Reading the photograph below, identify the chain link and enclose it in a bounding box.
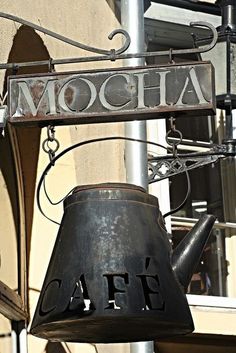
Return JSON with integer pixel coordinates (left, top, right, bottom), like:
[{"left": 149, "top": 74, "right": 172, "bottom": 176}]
[
  {"left": 166, "top": 116, "right": 183, "bottom": 157},
  {"left": 169, "top": 48, "right": 175, "bottom": 64},
  {"left": 42, "top": 125, "right": 60, "bottom": 164}
]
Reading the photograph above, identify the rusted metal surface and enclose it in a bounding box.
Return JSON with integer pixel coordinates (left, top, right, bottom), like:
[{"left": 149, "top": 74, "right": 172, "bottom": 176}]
[
  {"left": 30, "top": 183, "right": 215, "bottom": 343},
  {"left": 8, "top": 62, "right": 216, "bottom": 127}
]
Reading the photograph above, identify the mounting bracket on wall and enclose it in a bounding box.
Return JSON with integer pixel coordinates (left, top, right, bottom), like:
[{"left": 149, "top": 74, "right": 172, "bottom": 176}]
[
  {"left": 0, "top": 13, "right": 217, "bottom": 68},
  {"left": 148, "top": 139, "right": 236, "bottom": 183}
]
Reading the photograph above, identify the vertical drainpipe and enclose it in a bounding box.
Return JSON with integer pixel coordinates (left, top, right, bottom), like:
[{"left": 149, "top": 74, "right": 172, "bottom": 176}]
[
  {"left": 121, "top": 1, "right": 153, "bottom": 353},
  {"left": 121, "top": 0, "right": 149, "bottom": 191}
]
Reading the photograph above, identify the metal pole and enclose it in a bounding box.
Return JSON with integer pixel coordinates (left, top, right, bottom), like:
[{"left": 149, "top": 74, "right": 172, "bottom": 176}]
[
  {"left": 121, "top": 1, "right": 152, "bottom": 352},
  {"left": 130, "top": 341, "right": 154, "bottom": 353},
  {"left": 215, "top": 229, "right": 224, "bottom": 296},
  {"left": 121, "top": 0, "right": 149, "bottom": 190}
]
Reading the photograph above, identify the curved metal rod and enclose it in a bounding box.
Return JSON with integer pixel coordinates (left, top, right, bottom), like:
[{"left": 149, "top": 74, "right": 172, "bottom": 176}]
[
  {"left": 37, "top": 136, "right": 168, "bottom": 225},
  {"left": 0, "top": 12, "right": 130, "bottom": 55},
  {"left": 145, "top": 21, "right": 218, "bottom": 57},
  {"left": 0, "top": 20, "right": 217, "bottom": 69}
]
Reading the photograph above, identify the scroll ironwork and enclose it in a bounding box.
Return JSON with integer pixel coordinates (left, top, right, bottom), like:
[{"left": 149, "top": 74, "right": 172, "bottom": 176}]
[{"left": 0, "top": 13, "right": 218, "bottom": 69}]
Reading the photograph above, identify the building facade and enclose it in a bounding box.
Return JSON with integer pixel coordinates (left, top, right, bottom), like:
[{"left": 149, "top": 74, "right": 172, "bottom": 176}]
[{"left": 1, "top": 1, "right": 236, "bottom": 353}]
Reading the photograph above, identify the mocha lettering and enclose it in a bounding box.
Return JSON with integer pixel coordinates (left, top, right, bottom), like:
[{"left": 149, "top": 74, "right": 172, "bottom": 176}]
[{"left": 9, "top": 63, "right": 215, "bottom": 126}]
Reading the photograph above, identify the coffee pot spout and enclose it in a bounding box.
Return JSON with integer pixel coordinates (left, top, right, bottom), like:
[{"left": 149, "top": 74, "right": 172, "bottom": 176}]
[{"left": 171, "top": 214, "right": 216, "bottom": 290}]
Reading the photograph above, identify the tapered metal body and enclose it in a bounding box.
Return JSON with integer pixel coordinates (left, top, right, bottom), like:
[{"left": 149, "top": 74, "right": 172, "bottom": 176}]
[
  {"left": 31, "top": 183, "right": 215, "bottom": 343},
  {"left": 172, "top": 214, "right": 216, "bottom": 290}
]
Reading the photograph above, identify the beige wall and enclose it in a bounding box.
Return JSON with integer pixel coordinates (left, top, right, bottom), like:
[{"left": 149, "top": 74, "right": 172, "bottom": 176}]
[
  {"left": 0, "top": 170, "right": 18, "bottom": 289},
  {"left": 0, "top": 314, "right": 11, "bottom": 353},
  {"left": 10, "top": 1, "right": 126, "bottom": 353},
  {"left": 0, "top": 1, "right": 236, "bottom": 353},
  {"left": 0, "top": 0, "right": 124, "bottom": 352}
]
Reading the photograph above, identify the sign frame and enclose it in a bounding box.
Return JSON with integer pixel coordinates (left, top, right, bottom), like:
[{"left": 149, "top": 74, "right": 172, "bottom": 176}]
[{"left": 8, "top": 61, "right": 216, "bottom": 127}]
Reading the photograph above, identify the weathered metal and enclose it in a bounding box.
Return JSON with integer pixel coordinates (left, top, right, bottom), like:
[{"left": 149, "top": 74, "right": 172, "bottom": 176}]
[
  {"left": 148, "top": 139, "right": 236, "bottom": 182},
  {"left": 172, "top": 214, "right": 216, "bottom": 290},
  {"left": 8, "top": 62, "right": 215, "bottom": 127},
  {"left": 148, "top": 155, "right": 219, "bottom": 182},
  {"left": 31, "top": 183, "right": 215, "bottom": 343}
]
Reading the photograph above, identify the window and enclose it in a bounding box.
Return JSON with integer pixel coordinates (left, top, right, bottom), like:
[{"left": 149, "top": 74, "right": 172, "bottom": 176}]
[{"left": 145, "top": 12, "right": 234, "bottom": 301}]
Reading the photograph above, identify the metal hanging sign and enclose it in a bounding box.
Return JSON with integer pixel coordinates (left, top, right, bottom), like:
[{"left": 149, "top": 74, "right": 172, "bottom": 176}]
[
  {"left": 30, "top": 182, "right": 216, "bottom": 343},
  {"left": 8, "top": 61, "right": 215, "bottom": 127}
]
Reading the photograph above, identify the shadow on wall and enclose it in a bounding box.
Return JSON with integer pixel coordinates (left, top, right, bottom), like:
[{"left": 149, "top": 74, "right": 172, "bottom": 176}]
[{"left": 2, "top": 25, "right": 50, "bottom": 282}]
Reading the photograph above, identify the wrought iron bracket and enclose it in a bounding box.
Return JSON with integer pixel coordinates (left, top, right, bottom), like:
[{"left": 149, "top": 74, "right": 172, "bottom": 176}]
[
  {"left": 0, "top": 13, "right": 217, "bottom": 69},
  {"left": 0, "top": 12, "right": 130, "bottom": 56},
  {"left": 148, "top": 139, "right": 236, "bottom": 183}
]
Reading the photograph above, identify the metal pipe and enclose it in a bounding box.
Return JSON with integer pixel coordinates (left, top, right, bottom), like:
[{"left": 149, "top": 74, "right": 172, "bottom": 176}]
[
  {"left": 217, "top": 0, "right": 236, "bottom": 32},
  {"left": 121, "top": 0, "right": 149, "bottom": 191},
  {"left": 130, "top": 342, "right": 154, "bottom": 353},
  {"left": 148, "top": 119, "right": 172, "bottom": 233},
  {"left": 171, "top": 215, "right": 236, "bottom": 230},
  {"left": 222, "top": 4, "right": 236, "bottom": 30},
  {"left": 215, "top": 229, "right": 224, "bottom": 296},
  {"left": 151, "top": 0, "right": 220, "bottom": 16},
  {"left": 121, "top": 0, "right": 151, "bottom": 352}
]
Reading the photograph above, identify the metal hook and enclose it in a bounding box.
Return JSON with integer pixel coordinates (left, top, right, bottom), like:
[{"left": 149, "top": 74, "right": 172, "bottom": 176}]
[
  {"left": 48, "top": 58, "right": 55, "bottom": 72},
  {"left": 12, "top": 64, "right": 19, "bottom": 75},
  {"left": 140, "top": 21, "right": 218, "bottom": 59},
  {"left": 166, "top": 116, "right": 183, "bottom": 157},
  {"left": 47, "top": 125, "right": 55, "bottom": 141},
  {"left": 169, "top": 48, "right": 174, "bottom": 64},
  {"left": 107, "top": 29, "right": 130, "bottom": 55}
]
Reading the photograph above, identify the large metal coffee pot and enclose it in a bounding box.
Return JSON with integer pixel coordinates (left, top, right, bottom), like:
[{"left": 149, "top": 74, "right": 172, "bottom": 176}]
[{"left": 31, "top": 183, "right": 215, "bottom": 343}]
